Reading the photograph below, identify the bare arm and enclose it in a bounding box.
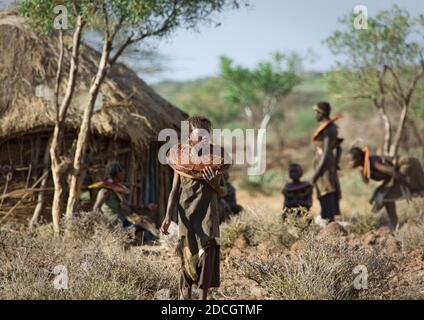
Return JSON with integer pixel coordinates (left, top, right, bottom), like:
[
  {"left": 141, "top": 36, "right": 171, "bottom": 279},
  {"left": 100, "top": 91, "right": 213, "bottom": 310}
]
[
  {"left": 374, "top": 160, "right": 411, "bottom": 188},
  {"left": 373, "top": 160, "right": 395, "bottom": 177},
  {"left": 93, "top": 189, "right": 109, "bottom": 213},
  {"left": 335, "top": 145, "right": 342, "bottom": 170},
  {"left": 202, "top": 166, "right": 223, "bottom": 194},
  {"left": 312, "top": 135, "right": 330, "bottom": 183},
  {"left": 161, "top": 172, "right": 180, "bottom": 235}
]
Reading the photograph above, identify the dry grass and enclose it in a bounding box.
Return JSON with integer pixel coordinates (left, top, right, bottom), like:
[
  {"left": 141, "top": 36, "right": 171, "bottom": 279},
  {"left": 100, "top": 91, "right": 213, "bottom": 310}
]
[
  {"left": 397, "top": 199, "right": 424, "bottom": 257},
  {"left": 233, "top": 235, "right": 394, "bottom": 300},
  {"left": 1, "top": 192, "right": 423, "bottom": 300},
  {"left": 220, "top": 205, "right": 283, "bottom": 248},
  {"left": 220, "top": 195, "right": 424, "bottom": 300},
  {"left": 0, "top": 212, "right": 178, "bottom": 300}
]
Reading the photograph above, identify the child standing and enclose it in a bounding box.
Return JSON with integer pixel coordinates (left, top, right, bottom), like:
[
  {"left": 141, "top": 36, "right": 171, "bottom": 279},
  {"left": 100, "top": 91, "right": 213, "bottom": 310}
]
[{"left": 161, "top": 116, "right": 226, "bottom": 300}]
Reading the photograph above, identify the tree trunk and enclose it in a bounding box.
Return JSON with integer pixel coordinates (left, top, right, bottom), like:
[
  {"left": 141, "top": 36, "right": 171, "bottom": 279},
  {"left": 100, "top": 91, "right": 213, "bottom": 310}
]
[
  {"left": 249, "top": 110, "right": 272, "bottom": 175},
  {"left": 244, "top": 106, "right": 255, "bottom": 128},
  {"left": 65, "top": 40, "right": 111, "bottom": 218},
  {"left": 377, "top": 106, "right": 392, "bottom": 156},
  {"left": 49, "top": 18, "right": 84, "bottom": 233},
  {"left": 50, "top": 128, "right": 66, "bottom": 233},
  {"left": 390, "top": 103, "right": 409, "bottom": 157}
]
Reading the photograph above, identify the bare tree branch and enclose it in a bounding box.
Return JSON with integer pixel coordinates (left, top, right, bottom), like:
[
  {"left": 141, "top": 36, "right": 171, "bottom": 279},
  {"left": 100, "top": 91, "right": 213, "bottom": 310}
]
[
  {"left": 58, "top": 16, "right": 85, "bottom": 123},
  {"left": 54, "top": 29, "right": 64, "bottom": 124}
]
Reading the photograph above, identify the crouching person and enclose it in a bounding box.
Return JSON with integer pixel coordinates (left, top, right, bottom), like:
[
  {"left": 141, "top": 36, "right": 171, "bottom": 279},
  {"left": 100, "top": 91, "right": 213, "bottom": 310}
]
[
  {"left": 282, "top": 163, "right": 313, "bottom": 218},
  {"left": 91, "top": 162, "right": 156, "bottom": 243},
  {"left": 348, "top": 147, "right": 424, "bottom": 231},
  {"left": 218, "top": 172, "right": 243, "bottom": 223}
]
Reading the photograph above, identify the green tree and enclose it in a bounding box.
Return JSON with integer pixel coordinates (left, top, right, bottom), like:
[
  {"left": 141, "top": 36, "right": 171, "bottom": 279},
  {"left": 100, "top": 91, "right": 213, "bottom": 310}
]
[
  {"left": 220, "top": 52, "right": 302, "bottom": 172},
  {"left": 156, "top": 77, "right": 242, "bottom": 127},
  {"left": 326, "top": 5, "right": 424, "bottom": 156},
  {"left": 19, "top": 0, "right": 247, "bottom": 233}
]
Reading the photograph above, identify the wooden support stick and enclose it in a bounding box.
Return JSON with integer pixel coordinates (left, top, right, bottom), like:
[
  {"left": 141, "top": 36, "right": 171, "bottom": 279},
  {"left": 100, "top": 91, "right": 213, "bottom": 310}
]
[
  {"left": 0, "top": 187, "right": 54, "bottom": 200},
  {"left": 32, "top": 135, "right": 41, "bottom": 180},
  {"left": 0, "top": 178, "right": 9, "bottom": 210},
  {"left": 30, "top": 140, "right": 51, "bottom": 229},
  {"left": 0, "top": 170, "right": 49, "bottom": 224},
  {"left": 25, "top": 164, "right": 32, "bottom": 189}
]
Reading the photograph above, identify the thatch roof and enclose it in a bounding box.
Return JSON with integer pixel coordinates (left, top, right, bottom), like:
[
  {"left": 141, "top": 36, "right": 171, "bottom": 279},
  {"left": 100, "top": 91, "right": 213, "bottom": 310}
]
[{"left": 0, "top": 11, "right": 187, "bottom": 151}]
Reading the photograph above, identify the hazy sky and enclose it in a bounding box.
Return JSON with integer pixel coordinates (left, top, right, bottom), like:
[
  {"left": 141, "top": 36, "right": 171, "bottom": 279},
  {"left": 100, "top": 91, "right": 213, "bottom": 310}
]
[
  {"left": 152, "top": 0, "right": 423, "bottom": 82},
  {"left": 2, "top": 0, "right": 423, "bottom": 83}
]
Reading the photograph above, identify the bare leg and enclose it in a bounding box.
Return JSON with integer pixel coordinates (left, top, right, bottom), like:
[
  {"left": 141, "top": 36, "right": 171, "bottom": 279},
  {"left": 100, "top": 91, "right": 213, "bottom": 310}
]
[
  {"left": 179, "top": 274, "right": 192, "bottom": 300},
  {"left": 198, "top": 288, "right": 208, "bottom": 300},
  {"left": 180, "top": 286, "right": 192, "bottom": 300},
  {"left": 385, "top": 202, "right": 398, "bottom": 232}
]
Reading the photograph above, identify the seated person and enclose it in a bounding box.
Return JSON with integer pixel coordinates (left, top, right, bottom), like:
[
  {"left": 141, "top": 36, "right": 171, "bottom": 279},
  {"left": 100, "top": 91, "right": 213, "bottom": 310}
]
[
  {"left": 91, "top": 162, "right": 157, "bottom": 243},
  {"left": 348, "top": 147, "right": 424, "bottom": 231},
  {"left": 282, "top": 163, "right": 313, "bottom": 216},
  {"left": 219, "top": 172, "right": 243, "bottom": 223}
]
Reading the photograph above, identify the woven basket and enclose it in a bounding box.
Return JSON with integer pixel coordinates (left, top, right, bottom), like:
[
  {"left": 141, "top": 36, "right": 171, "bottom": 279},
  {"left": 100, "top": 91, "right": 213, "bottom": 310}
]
[{"left": 166, "top": 143, "right": 231, "bottom": 179}]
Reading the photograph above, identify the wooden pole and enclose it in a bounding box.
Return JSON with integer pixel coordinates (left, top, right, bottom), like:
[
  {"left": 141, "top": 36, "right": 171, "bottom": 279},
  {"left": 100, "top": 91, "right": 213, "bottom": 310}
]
[
  {"left": 0, "top": 178, "right": 9, "bottom": 210},
  {"left": 0, "top": 170, "right": 49, "bottom": 224},
  {"left": 29, "top": 142, "right": 51, "bottom": 230}
]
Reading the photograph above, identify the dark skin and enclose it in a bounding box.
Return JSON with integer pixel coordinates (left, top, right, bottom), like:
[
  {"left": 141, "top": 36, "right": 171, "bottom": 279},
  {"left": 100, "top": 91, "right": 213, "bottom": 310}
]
[
  {"left": 290, "top": 169, "right": 302, "bottom": 184},
  {"left": 347, "top": 152, "right": 410, "bottom": 187},
  {"left": 283, "top": 168, "right": 313, "bottom": 210},
  {"left": 347, "top": 151, "right": 400, "bottom": 231},
  {"left": 160, "top": 127, "right": 221, "bottom": 301},
  {"left": 93, "top": 169, "right": 132, "bottom": 214},
  {"left": 312, "top": 111, "right": 342, "bottom": 183},
  {"left": 93, "top": 170, "right": 158, "bottom": 220},
  {"left": 161, "top": 167, "right": 220, "bottom": 300}
]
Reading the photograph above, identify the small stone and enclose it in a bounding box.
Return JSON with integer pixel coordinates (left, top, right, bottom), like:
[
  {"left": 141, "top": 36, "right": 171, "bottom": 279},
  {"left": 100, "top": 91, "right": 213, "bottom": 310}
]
[
  {"left": 291, "top": 239, "right": 307, "bottom": 252},
  {"left": 250, "top": 286, "right": 266, "bottom": 299},
  {"left": 229, "top": 247, "right": 242, "bottom": 257},
  {"left": 378, "top": 236, "right": 400, "bottom": 255},
  {"left": 376, "top": 226, "right": 392, "bottom": 238},
  {"left": 154, "top": 289, "right": 170, "bottom": 300},
  {"left": 362, "top": 231, "right": 377, "bottom": 246},
  {"left": 318, "top": 221, "right": 347, "bottom": 238},
  {"left": 234, "top": 235, "right": 248, "bottom": 250}
]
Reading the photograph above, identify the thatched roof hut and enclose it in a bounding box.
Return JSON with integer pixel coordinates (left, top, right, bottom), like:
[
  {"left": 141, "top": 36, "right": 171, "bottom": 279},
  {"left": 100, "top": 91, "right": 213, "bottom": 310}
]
[{"left": 0, "top": 11, "right": 187, "bottom": 224}]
